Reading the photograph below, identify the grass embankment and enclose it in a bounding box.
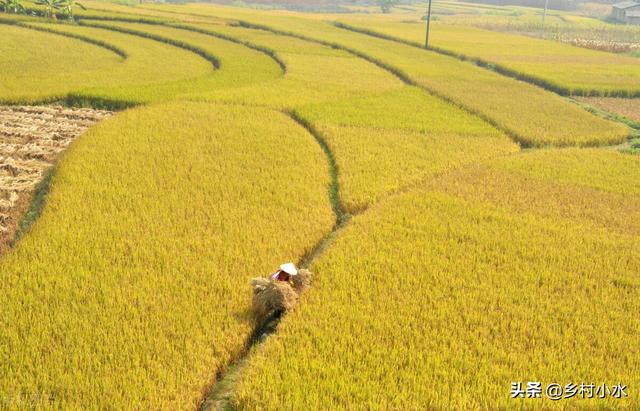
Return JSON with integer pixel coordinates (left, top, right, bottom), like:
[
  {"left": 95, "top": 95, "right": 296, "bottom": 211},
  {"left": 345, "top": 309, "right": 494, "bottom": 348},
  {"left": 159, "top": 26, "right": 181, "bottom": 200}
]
[
  {"left": 0, "top": 102, "right": 334, "bottom": 408},
  {"left": 1, "top": 19, "right": 284, "bottom": 107},
  {"left": 165, "top": 24, "right": 518, "bottom": 213},
  {"left": 337, "top": 19, "right": 640, "bottom": 97},
  {"left": 234, "top": 149, "right": 640, "bottom": 409},
  {"left": 576, "top": 97, "right": 640, "bottom": 125},
  {"left": 320, "top": 21, "right": 630, "bottom": 147},
  {"left": 77, "top": 21, "right": 284, "bottom": 98}
]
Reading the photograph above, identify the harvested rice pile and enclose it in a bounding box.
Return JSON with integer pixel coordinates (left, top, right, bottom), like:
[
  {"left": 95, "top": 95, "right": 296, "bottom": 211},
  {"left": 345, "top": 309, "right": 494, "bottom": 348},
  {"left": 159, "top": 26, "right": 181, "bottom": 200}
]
[
  {"left": 0, "top": 105, "right": 111, "bottom": 251},
  {"left": 251, "top": 269, "right": 313, "bottom": 325}
]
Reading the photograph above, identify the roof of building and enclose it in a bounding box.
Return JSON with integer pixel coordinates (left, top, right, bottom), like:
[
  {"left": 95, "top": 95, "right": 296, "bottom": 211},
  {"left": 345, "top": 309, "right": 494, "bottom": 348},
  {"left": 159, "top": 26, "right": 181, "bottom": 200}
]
[{"left": 613, "top": 1, "right": 640, "bottom": 9}]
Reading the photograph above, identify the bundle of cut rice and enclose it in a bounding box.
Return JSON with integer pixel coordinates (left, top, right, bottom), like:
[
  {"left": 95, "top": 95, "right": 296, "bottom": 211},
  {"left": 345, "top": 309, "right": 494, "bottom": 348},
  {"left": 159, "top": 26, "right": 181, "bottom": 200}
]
[
  {"left": 251, "top": 279, "right": 298, "bottom": 323},
  {"left": 293, "top": 268, "right": 312, "bottom": 293}
]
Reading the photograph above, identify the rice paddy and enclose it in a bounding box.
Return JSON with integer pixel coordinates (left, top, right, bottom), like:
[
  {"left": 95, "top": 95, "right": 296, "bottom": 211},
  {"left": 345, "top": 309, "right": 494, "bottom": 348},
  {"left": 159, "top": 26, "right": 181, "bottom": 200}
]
[
  {"left": 0, "top": 1, "right": 638, "bottom": 409},
  {"left": 0, "top": 102, "right": 334, "bottom": 408},
  {"left": 337, "top": 18, "right": 640, "bottom": 96},
  {"left": 234, "top": 149, "right": 640, "bottom": 409}
]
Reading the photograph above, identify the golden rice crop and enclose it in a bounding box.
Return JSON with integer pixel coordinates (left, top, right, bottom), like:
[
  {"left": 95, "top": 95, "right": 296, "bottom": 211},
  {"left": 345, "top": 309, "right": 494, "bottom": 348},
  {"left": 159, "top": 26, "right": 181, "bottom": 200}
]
[
  {"left": 184, "top": 23, "right": 403, "bottom": 108},
  {"left": 67, "top": 19, "right": 403, "bottom": 109},
  {"left": 318, "top": 23, "right": 630, "bottom": 147},
  {"left": 168, "top": 7, "right": 629, "bottom": 147},
  {"left": 233, "top": 148, "right": 640, "bottom": 410},
  {"left": 71, "top": 21, "right": 283, "bottom": 103},
  {"left": 0, "top": 23, "right": 122, "bottom": 104},
  {"left": 78, "top": 0, "right": 228, "bottom": 24},
  {"left": 0, "top": 102, "right": 334, "bottom": 409},
  {"left": 338, "top": 19, "right": 640, "bottom": 96},
  {"left": 425, "top": 148, "right": 640, "bottom": 237},
  {"left": 3, "top": 4, "right": 639, "bottom": 409},
  {"left": 7, "top": 21, "right": 212, "bottom": 106},
  {"left": 295, "top": 86, "right": 518, "bottom": 213},
  {"left": 492, "top": 147, "right": 640, "bottom": 195}
]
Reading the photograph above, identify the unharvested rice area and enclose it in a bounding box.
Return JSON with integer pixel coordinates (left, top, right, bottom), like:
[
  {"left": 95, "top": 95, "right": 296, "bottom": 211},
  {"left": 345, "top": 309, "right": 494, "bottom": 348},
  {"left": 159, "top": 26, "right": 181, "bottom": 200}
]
[
  {"left": 338, "top": 19, "right": 640, "bottom": 96},
  {"left": 180, "top": 10, "right": 630, "bottom": 147},
  {"left": 189, "top": 24, "right": 403, "bottom": 108},
  {"left": 233, "top": 149, "right": 640, "bottom": 410},
  {"left": 11, "top": 22, "right": 212, "bottom": 105},
  {"left": 0, "top": 102, "right": 334, "bottom": 409},
  {"left": 0, "top": 23, "right": 123, "bottom": 104},
  {"left": 294, "top": 86, "right": 518, "bottom": 213},
  {"left": 1, "top": 5, "right": 638, "bottom": 409}
]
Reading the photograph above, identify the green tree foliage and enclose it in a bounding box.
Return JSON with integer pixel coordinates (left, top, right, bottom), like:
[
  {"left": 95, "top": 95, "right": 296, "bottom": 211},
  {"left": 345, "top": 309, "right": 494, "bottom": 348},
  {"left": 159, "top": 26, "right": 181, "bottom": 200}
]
[
  {"left": 35, "top": 0, "right": 63, "bottom": 18},
  {"left": 0, "top": 0, "right": 25, "bottom": 14},
  {"left": 379, "top": 0, "right": 398, "bottom": 13}
]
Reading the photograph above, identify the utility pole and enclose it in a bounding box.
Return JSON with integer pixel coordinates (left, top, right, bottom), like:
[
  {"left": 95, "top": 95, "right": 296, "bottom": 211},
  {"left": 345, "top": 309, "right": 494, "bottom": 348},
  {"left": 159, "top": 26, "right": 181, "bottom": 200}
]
[
  {"left": 425, "top": 0, "right": 433, "bottom": 48},
  {"left": 542, "top": 0, "right": 549, "bottom": 38}
]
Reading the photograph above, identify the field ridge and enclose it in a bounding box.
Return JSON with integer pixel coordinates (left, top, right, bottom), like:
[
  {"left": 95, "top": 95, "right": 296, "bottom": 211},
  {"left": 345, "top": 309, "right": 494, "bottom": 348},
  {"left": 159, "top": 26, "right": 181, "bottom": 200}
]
[
  {"left": 232, "top": 20, "right": 537, "bottom": 149},
  {"left": 198, "top": 108, "right": 350, "bottom": 411},
  {"left": 334, "top": 21, "right": 640, "bottom": 98}
]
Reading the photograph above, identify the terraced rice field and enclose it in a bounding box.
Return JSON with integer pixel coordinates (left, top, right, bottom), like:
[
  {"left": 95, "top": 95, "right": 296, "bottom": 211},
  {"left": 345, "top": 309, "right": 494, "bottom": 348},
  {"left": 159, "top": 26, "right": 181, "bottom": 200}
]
[
  {"left": 165, "top": 8, "right": 630, "bottom": 147},
  {"left": 0, "top": 102, "right": 334, "bottom": 409},
  {"left": 235, "top": 150, "right": 640, "bottom": 409},
  {"left": 0, "top": 2, "right": 638, "bottom": 409},
  {"left": 337, "top": 19, "right": 640, "bottom": 96},
  {"left": 0, "top": 23, "right": 122, "bottom": 104}
]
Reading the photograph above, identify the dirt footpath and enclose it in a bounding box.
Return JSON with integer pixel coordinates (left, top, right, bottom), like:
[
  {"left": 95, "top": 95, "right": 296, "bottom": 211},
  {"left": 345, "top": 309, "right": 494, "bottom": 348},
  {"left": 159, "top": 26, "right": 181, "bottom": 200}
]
[{"left": 0, "top": 105, "right": 112, "bottom": 252}]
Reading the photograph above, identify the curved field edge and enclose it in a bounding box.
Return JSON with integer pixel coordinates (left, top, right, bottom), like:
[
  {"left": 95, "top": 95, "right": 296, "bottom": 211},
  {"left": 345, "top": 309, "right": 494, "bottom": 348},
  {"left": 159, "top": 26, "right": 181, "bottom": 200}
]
[
  {"left": 86, "top": 21, "right": 286, "bottom": 98},
  {"left": 46, "top": 21, "right": 284, "bottom": 107},
  {"left": 115, "top": 4, "right": 628, "bottom": 146},
  {"left": 231, "top": 148, "right": 640, "bottom": 409},
  {"left": 1, "top": 19, "right": 127, "bottom": 60},
  {"left": 0, "top": 21, "right": 212, "bottom": 108},
  {"left": 77, "top": 20, "right": 221, "bottom": 69},
  {"left": 0, "top": 22, "right": 127, "bottom": 106},
  {"left": 334, "top": 21, "right": 640, "bottom": 98},
  {"left": 75, "top": 16, "right": 288, "bottom": 75},
  {"left": 0, "top": 102, "right": 335, "bottom": 409},
  {"left": 2, "top": 19, "right": 284, "bottom": 108},
  {"left": 226, "top": 19, "right": 629, "bottom": 148},
  {"left": 291, "top": 86, "right": 519, "bottom": 214}
]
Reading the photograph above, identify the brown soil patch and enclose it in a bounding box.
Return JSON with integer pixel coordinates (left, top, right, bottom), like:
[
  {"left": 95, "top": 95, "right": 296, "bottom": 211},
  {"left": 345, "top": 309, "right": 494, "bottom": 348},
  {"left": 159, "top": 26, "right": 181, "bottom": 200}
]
[
  {"left": 0, "top": 105, "right": 112, "bottom": 253},
  {"left": 576, "top": 97, "right": 640, "bottom": 123}
]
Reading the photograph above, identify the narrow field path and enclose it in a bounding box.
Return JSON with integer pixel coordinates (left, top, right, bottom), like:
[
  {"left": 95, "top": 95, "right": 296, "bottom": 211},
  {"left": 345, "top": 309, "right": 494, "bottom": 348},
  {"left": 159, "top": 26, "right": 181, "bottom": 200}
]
[{"left": 198, "top": 110, "right": 350, "bottom": 410}]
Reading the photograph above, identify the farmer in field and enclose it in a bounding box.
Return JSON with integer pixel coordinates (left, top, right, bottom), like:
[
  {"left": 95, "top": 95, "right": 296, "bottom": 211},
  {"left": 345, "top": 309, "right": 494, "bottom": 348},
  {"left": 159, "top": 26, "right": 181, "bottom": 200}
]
[{"left": 271, "top": 262, "right": 298, "bottom": 283}]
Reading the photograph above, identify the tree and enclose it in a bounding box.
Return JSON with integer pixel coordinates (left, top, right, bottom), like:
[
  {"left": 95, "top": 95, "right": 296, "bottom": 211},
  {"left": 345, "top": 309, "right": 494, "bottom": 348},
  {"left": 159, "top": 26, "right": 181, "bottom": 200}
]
[
  {"left": 58, "top": 0, "right": 86, "bottom": 20},
  {"left": 1, "top": 0, "right": 25, "bottom": 14},
  {"left": 35, "top": 0, "right": 63, "bottom": 18},
  {"left": 378, "top": 0, "right": 398, "bottom": 13}
]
